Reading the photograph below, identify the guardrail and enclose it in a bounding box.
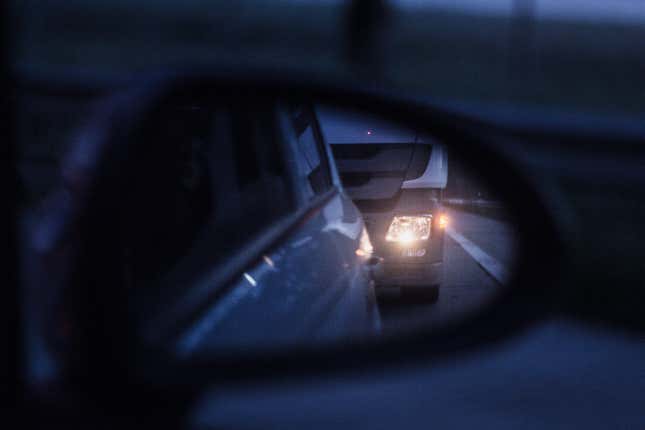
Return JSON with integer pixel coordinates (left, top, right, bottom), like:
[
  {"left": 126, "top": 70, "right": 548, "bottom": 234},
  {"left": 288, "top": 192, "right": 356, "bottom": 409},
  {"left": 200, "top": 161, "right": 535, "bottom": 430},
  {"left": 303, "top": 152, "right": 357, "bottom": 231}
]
[{"left": 443, "top": 198, "right": 508, "bottom": 219}]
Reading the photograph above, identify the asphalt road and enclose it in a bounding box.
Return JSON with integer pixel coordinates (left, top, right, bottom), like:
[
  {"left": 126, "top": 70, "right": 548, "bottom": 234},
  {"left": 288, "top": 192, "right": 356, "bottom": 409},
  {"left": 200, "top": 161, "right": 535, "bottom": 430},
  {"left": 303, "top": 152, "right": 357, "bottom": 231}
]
[{"left": 377, "top": 208, "right": 516, "bottom": 334}]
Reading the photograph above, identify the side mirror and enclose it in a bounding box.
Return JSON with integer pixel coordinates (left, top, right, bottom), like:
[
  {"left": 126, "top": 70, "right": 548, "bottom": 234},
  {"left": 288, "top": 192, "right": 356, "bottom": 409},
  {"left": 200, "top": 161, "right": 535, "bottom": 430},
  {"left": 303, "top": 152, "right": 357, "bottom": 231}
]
[{"left": 25, "top": 69, "right": 561, "bottom": 396}]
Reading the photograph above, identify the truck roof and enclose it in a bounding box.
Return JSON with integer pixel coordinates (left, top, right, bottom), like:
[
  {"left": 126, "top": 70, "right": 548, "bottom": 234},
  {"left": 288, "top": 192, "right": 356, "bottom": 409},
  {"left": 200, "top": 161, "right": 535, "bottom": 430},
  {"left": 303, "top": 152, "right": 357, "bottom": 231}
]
[{"left": 317, "top": 107, "right": 420, "bottom": 144}]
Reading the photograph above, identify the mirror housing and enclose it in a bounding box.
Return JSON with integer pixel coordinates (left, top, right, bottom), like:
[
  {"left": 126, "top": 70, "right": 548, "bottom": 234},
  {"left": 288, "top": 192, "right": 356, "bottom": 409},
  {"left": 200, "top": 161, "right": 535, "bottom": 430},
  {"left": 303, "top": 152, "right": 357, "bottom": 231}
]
[{"left": 29, "top": 68, "right": 563, "bottom": 393}]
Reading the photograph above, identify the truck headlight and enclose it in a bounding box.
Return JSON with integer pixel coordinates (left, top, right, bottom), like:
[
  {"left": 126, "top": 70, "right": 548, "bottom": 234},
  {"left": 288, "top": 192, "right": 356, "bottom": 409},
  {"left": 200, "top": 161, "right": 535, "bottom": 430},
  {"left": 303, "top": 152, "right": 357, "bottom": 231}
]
[{"left": 385, "top": 215, "right": 432, "bottom": 244}]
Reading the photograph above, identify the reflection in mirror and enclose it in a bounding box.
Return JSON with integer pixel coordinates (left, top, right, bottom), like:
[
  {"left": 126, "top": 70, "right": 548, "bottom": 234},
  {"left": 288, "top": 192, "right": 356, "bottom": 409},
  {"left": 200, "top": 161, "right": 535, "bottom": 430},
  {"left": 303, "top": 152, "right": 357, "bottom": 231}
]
[{"left": 120, "top": 99, "right": 518, "bottom": 359}]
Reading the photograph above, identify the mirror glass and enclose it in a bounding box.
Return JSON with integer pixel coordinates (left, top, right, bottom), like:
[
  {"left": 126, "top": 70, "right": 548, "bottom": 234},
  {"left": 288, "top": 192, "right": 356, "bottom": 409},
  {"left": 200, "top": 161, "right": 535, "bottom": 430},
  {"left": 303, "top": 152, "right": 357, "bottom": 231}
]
[
  {"left": 118, "top": 97, "right": 517, "bottom": 359},
  {"left": 24, "top": 88, "right": 520, "bottom": 366}
]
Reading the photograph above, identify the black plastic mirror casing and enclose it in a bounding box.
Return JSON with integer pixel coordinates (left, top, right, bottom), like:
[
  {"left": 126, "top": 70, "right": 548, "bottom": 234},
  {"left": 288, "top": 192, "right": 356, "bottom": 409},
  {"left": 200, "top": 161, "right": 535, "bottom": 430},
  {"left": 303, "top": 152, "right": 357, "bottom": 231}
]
[{"left": 32, "top": 69, "right": 562, "bottom": 403}]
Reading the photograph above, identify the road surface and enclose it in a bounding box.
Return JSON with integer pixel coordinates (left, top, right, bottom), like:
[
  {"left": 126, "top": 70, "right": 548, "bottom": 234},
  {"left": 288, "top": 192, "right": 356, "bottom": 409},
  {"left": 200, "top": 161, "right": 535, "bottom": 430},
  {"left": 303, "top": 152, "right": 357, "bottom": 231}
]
[{"left": 378, "top": 208, "right": 517, "bottom": 334}]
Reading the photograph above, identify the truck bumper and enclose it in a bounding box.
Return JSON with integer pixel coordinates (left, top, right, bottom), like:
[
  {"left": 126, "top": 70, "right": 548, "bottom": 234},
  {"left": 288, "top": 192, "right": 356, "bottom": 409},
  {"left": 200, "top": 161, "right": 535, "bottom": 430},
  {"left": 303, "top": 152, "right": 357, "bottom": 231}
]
[{"left": 375, "top": 261, "right": 443, "bottom": 288}]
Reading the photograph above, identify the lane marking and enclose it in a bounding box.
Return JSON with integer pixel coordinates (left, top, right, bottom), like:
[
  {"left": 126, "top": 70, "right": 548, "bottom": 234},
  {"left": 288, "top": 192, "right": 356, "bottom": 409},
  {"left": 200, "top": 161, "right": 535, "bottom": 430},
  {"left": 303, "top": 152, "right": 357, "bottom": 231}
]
[{"left": 445, "top": 226, "right": 509, "bottom": 284}]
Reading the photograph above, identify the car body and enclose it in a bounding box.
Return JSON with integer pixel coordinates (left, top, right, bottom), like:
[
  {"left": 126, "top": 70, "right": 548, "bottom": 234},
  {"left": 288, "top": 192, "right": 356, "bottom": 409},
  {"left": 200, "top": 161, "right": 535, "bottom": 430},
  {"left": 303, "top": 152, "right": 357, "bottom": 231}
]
[
  {"left": 24, "top": 98, "right": 381, "bottom": 378},
  {"left": 318, "top": 108, "right": 448, "bottom": 299}
]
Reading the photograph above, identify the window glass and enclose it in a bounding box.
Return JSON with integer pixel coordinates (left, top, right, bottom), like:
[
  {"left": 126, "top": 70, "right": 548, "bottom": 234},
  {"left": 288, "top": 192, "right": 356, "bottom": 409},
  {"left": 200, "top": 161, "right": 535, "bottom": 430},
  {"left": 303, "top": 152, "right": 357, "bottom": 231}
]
[{"left": 290, "top": 106, "right": 332, "bottom": 198}]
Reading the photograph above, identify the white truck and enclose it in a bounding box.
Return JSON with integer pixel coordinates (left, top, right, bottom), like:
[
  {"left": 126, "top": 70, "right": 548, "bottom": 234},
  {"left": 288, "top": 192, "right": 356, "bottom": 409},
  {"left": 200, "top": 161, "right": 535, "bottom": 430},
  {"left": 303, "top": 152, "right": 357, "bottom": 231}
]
[{"left": 319, "top": 108, "right": 448, "bottom": 300}]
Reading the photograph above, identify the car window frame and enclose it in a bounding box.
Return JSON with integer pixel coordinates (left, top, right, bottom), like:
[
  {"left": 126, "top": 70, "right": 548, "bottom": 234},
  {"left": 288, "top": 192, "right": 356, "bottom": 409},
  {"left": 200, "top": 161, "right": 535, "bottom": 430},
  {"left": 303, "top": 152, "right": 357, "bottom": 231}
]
[{"left": 282, "top": 103, "right": 336, "bottom": 203}]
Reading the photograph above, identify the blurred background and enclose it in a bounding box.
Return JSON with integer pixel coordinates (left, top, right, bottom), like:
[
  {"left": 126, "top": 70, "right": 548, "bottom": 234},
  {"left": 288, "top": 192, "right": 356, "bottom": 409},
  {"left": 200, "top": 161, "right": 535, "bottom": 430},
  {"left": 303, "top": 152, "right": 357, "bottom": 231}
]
[{"left": 11, "top": 0, "right": 645, "bottom": 203}]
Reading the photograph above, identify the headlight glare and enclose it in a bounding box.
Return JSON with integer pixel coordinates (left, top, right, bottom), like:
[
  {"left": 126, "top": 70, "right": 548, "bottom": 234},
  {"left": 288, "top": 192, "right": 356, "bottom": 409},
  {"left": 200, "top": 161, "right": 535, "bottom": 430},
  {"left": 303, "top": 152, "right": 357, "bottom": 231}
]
[{"left": 385, "top": 215, "right": 432, "bottom": 243}]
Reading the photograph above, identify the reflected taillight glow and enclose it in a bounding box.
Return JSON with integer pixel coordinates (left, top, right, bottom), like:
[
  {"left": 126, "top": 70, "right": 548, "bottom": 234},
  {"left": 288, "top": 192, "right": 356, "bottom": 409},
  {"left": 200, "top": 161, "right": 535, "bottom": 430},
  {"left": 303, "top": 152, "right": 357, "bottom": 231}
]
[{"left": 356, "top": 228, "right": 374, "bottom": 257}]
